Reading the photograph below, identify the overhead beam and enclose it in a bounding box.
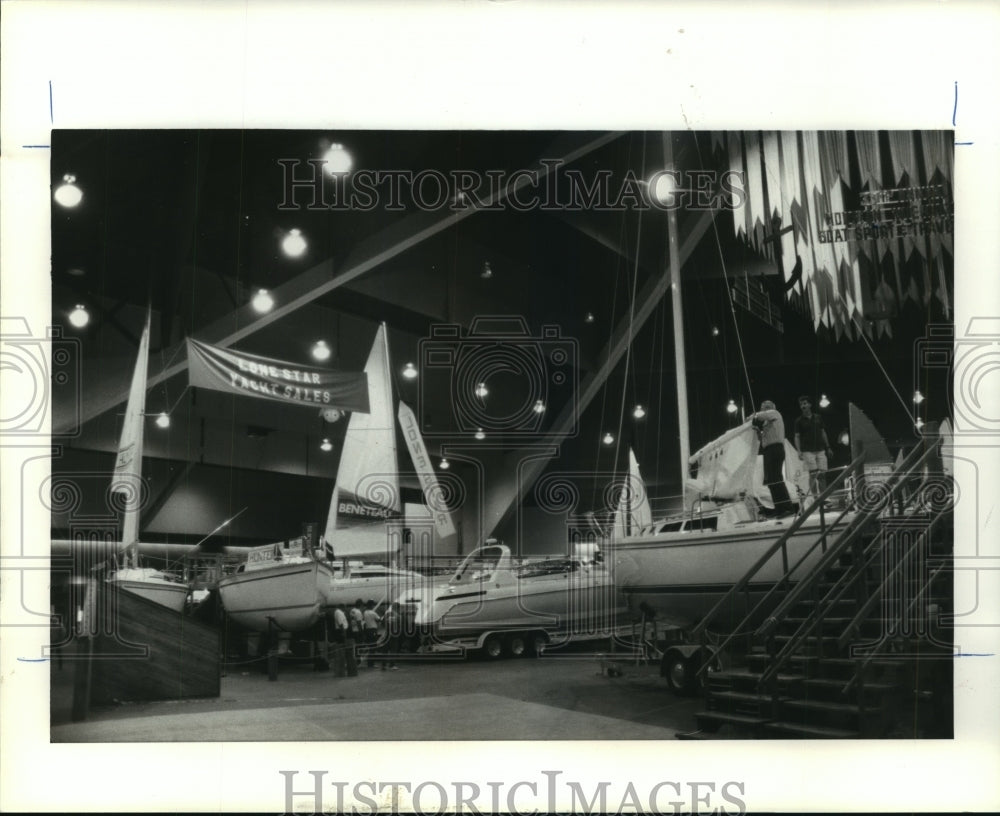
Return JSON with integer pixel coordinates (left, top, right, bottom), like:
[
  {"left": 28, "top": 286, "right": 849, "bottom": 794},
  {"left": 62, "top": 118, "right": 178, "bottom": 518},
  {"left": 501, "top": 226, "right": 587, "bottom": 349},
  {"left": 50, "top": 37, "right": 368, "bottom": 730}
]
[
  {"left": 56, "top": 132, "right": 625, "bottom": 434},
  {"left": 485, "top": 207, "right": 716, "bottom": 538}
]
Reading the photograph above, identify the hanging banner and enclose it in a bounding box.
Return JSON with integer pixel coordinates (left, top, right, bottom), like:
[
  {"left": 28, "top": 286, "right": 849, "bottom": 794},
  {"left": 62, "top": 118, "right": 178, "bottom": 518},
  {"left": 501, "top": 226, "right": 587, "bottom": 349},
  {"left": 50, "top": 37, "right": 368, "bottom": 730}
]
[
  {"left": 185, "top": 338, "right": 370, "bottom": 412},
  {"left": 397, "top": 400, "right": 458, "bottom": 543}
]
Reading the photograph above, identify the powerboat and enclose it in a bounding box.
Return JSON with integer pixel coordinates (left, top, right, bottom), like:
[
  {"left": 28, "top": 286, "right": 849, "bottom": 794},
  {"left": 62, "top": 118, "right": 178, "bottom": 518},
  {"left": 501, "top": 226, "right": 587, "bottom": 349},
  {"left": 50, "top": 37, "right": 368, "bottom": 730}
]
[{"left": 397, "top": 541, "right": 626, "bottom": 656}]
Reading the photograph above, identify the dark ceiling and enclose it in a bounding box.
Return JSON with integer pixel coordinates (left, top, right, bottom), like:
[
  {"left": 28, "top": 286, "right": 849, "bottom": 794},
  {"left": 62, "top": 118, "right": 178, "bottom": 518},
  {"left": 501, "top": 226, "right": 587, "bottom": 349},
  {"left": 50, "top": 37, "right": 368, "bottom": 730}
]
[{"left": 49, "top": 129, "right": 952, "bottom": 545}]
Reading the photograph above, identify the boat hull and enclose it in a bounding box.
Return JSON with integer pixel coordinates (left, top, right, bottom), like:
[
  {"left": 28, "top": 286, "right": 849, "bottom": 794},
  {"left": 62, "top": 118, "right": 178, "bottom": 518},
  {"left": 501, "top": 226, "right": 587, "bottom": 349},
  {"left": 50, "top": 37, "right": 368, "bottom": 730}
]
[
  {"left": 611, "top": 514, "right": 857, "bottom": 630},
  {"left": 401, "top": 568, "right": 626, "bottom": 643},
  {"left": 325, "top": 568, "right": 424, "bottom": 609},
  {"left": 218, "top": 560, "right": 335, "bottom": 633},
  {"left": 107, "top": 570, "right": 189, "bottom": 614}
]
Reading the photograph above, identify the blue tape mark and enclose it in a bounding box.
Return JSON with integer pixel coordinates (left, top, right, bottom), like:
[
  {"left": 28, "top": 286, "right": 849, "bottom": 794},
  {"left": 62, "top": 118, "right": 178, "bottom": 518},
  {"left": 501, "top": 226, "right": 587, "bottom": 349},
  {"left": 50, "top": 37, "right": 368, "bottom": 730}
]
[
  {"left": 955, "top": 141, "right": 974, "bottom": 146},
  {"left": 952, "top": 80, "right": 958, "bottom": 127},
  {"left": 955, "top": 653, "right": 993, "bottom": 657},
  {"left": 23, "top": 145, "right": 51, "bottom": 149},
  {"left": 49, "top": 80, "right": 54, "bottom": 124},
  {"left": 17, "top": 657, "right": 50, "bottom": 663}
]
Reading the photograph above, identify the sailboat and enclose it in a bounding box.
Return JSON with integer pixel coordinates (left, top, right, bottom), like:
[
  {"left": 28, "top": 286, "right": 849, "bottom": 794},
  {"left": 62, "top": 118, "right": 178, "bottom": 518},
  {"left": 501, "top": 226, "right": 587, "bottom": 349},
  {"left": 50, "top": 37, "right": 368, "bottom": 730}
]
[
  {"left": 606, "top": 165, "right": 865, "bottom": 632},
  {"left": 217, "top": 323, "right": 421, "bottom": 633},
  {"left": 105, "top": 312, "right": 190, "bottom": 613}
]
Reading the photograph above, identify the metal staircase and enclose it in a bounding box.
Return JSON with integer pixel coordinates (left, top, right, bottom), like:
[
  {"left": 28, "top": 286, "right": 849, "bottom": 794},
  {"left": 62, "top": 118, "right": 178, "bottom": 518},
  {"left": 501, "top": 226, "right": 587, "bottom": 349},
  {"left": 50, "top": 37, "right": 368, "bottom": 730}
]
[{"left": 686, "top": 431, "right": 953, "bottom": 739}]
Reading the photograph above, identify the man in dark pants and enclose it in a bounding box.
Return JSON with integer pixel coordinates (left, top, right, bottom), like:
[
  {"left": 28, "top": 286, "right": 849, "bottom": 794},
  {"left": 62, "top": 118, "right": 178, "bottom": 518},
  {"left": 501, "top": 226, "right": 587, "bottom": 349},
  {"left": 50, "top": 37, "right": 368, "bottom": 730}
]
[{"left": 752, "top": 399, "right": 796, "bottom": 517}]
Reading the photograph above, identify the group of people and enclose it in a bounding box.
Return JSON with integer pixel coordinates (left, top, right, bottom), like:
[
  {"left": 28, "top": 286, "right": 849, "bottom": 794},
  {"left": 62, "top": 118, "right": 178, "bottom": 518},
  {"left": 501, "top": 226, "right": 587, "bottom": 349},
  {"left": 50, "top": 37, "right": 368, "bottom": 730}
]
[
  {"left": 751, "top": 395, "right": 834, "bottom": 517},
  {"left": 327, "top": 598, "right": 400, "bottom": 670}
]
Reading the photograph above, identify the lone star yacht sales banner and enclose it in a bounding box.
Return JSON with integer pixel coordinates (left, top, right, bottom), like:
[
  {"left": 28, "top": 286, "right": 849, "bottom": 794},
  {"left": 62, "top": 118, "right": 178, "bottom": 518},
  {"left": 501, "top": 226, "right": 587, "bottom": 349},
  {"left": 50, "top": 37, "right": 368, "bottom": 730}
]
[{"left": 186, "top": 338, "right": 370, "bottom": 413}]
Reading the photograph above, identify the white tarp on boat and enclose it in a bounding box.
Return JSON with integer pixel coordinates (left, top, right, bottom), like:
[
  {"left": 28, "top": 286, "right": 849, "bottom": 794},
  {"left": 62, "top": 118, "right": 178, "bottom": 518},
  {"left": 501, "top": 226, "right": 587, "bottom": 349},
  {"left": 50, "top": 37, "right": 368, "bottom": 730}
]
[{"left": 687, "top": 421, "right": 810, "bottom": 508}]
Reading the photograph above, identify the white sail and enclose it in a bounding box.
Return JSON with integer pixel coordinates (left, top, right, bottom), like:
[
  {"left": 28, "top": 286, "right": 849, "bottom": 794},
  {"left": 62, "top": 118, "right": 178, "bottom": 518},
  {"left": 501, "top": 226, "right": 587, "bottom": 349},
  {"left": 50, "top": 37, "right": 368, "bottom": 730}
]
[
  {"left": 323, "top": 323, "right": 401, "bottom": 558},
  {"left": 613, "top": 448, "right": 653, "bottom": 538},
  {"left": 113, "top": 312, "right": 151, "bottom": 564},
  {"left": 398, "top": 400, "right": 458, "bottom": 544},
  {"left": 686, "top": 419, "right": 760, "bottom": 504}
]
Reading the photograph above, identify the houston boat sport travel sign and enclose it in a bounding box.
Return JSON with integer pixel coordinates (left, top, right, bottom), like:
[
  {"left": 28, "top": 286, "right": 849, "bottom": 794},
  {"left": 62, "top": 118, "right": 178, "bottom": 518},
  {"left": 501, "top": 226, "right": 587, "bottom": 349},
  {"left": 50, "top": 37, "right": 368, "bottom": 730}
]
[{"left": 185, "top": 338, "right": 370, "bottom": 412}]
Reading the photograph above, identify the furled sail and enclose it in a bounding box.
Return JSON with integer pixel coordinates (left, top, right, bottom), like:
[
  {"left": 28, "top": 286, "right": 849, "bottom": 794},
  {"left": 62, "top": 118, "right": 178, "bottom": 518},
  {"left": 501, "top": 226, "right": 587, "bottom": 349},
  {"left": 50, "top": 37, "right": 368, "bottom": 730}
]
[
  {"left": 323, "top": 323, "right": 401, "bottom": 558},
  {"left": 112, "top": 311, "right": 151, "bottom": 564},
  {"left": 612, "top": 448, "right": 653, "bottom": 538}
]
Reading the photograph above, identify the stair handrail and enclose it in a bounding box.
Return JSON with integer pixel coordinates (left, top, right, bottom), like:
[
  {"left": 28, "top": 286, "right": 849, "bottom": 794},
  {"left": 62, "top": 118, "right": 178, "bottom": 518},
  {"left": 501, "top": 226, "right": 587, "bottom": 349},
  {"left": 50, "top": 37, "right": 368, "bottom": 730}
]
[
  {"left": 689, "top": 450, "right": 866, "bottom": 644},
  {"left": 756, "top": 435, "right": 942, "bottom": 641},
  {"left": 755, "top": 522, "right": 892, "bottom": 689},
  {"left": 755, "top": 440, "right": 944, "bottom": 687},
  {"left": 836, "top": 503, "right": 953, "bottom": 652},
  {"left": 840, "top": 520, "right": 952, "bottom": 695}
]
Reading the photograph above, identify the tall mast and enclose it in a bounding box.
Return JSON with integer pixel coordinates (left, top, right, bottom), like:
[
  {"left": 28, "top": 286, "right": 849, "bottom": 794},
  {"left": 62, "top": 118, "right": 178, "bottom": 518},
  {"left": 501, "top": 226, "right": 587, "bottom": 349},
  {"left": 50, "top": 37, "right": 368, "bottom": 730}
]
[{"left": 663, "top": 133, "right": 690, "bottom": 489}]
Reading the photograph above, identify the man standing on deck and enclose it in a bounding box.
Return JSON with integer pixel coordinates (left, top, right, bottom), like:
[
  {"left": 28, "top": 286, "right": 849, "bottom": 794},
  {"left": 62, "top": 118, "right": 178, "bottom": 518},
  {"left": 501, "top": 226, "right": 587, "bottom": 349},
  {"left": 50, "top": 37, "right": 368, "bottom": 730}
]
[
  {"left": 794, "top": 395, "right": 834, "bottom": 498},
  {"left": 752, "top": 400, "right": 796, "bottom": 517}
]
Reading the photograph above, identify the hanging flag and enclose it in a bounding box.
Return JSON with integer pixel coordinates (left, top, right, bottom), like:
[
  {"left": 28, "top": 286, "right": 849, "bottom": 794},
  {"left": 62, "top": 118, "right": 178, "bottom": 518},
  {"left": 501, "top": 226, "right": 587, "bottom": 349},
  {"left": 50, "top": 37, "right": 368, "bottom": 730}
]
[
  {"left": 186, "top": 338, "right": 370, "bottom": 412},
  {"left": 727, "top": 132, "right": 749, "bottom": 242}
]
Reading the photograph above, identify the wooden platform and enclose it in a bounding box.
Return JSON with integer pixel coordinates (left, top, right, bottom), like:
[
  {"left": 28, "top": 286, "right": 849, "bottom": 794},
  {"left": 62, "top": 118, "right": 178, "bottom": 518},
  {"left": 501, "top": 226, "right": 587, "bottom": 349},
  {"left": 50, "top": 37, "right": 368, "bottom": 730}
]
[{"left": 84, "top": 585, "right": 221, "bottom": 704}]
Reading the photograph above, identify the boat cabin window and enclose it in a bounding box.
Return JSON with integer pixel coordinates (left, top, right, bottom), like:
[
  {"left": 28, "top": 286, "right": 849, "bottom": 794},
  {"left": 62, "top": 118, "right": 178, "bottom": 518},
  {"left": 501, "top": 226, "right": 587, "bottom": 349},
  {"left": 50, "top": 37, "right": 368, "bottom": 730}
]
[
  {"left": 655, "top": 521, "right": 684, "bottom": 534},
  {"left": 685, "top": 516, "right": 719, "bottom": 531},
  {"left": 454, "top": 545, "right": 504, "bottom": 582}
]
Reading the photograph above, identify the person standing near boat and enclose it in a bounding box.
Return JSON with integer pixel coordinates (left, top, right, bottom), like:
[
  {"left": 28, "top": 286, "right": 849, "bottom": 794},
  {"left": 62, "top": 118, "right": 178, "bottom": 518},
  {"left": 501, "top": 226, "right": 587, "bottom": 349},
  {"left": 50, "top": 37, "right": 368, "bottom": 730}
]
[
  {"left": 794, "top": 396, "right": 834, "bottom": 497},
  {"left": 362, "top": 599, "right": 380, "bottom": 667},
  {"left": 752, "top": 400, "right": 796, "bottom": 517}
]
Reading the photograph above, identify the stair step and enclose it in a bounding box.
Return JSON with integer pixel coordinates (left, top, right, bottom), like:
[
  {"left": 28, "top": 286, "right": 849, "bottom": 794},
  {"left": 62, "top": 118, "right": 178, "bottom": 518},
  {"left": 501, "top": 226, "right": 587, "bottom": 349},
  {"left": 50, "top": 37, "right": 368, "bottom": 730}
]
[
  {"left": 782, "top": 698, "right": 876, "bottom": 715},
  {"left": 695, "top": 710, "right": 772, "bottom": 732},
  {"left": 761, "top": 720, "right": 860, "bottom": 739},
  {"left": 802, "top": 677, "right": 896, "bottom": 693}
]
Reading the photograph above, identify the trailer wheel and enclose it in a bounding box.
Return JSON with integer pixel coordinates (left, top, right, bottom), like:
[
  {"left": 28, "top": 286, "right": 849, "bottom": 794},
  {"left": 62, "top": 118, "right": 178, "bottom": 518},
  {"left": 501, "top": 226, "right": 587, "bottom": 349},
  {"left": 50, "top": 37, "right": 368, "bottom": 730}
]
[
  {"left": 526, "top": 632, "right": 549, "bottom": 657},
  {"left": 507, "top": 635, "right": 527, "bottom": 657},
  {"left": 663, "top": 650, "right": 698, "bottom": 696},
  {"left": 482, "top": 634, "right": 503, "bottom": 660}
]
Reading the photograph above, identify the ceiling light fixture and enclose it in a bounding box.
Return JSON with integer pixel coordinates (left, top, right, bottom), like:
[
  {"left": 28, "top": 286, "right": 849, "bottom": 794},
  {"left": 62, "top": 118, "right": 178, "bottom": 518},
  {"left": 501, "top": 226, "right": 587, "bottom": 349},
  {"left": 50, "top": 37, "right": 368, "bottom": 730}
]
[
  {"left": 155, "top": 412, "right": 171, "bottom": 429},
  {"left": 474, "top": 428, "right": 486, "bottom": 440},
  {"left": 632, "top": 405, "right": 646, "bottom": 419},
  {"left": 68, "top": 304, "right": 89, "bottom": 328},
  {"left": 480, "top": 261, "right": 493, "bottom": 279},
  {"left": 252, "top": 288, "right": 274, "bottom": 313},
  {"left": 914, "top": 417, "right": 925, "bottom": 431},
  {"left": 602, "top": 432, "right": 614, "bottom": 445},
  {"left": 475, "top": 382, "right": 489, "bottom": 399},
  {"left": 321, "top": 407, "right": 342, "bottom": 423},
  {"left": 282, "top": 228, "right": 307, "bottom": 258},
  {"left": 533, "top": 400, "right": 545, "bottom": 414},
  {"left": 322, "top": 143, "right": 353, "bottom": 176},
  {"left": 320, "top": 438, "right": 333, "bottom": 452},
  {"left": 584, "top": 312, "right": 595, "bottom": 324},
  {"left": 711, "top": 326, "right": 720, "bottom": 337},
  {"left": 726, "top": 399, "right": 738, "bottom": 414},
  {"left": 402, "top": 362, "right": 418, "bottom": 380},
  {"left": 819, "top": 394, "right": 831, "bottom": 408},
  {"left": 311, "top": 340, "right": 332, "bottom": 362},
  {"left": 839, "top": 430, "right": 850, "bottom": 446},
  {"left": 54, "top": 174, "right": 83, "bottom": 208},
  {"left": 913, "top": 390, "right": 925, "bottom": 405},
  {"left": 439, "top": 458, "right": 450, "bottom": 470}
]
